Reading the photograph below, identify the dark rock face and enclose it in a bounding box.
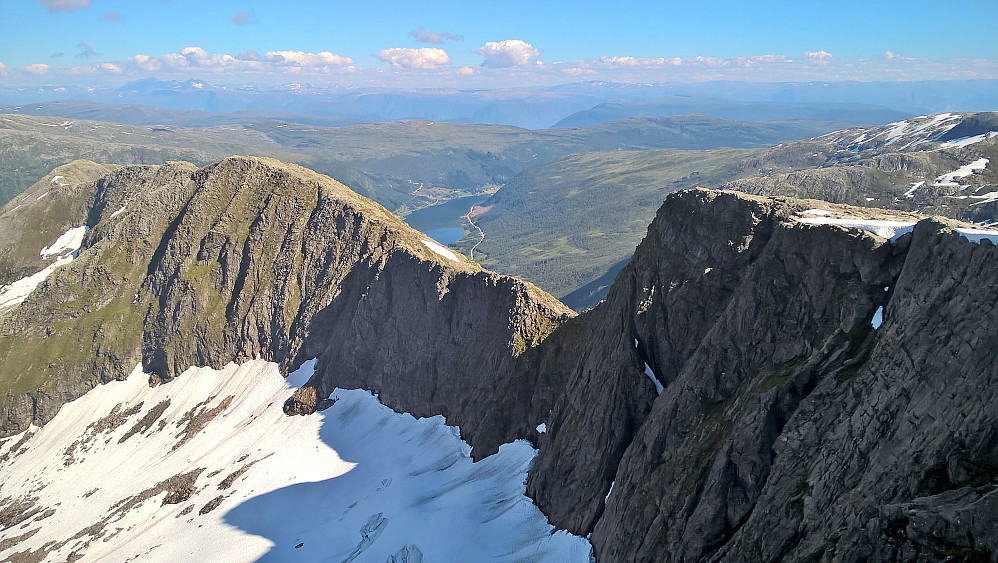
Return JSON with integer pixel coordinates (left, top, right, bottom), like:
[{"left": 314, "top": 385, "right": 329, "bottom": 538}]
[
  {"left": 0, "top": 156, "right": 570, "bottom": 439},
  {"left": 3, "top": 157, "right": 995, "bottom": 562},
  {"left": 522, "top": 190, "right": 997, "bottom": 561}
]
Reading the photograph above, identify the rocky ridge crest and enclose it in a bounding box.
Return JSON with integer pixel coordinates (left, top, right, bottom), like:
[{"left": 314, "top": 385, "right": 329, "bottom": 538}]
[{"left": 0, "top": 156, "right": 570, "bottom": 439}]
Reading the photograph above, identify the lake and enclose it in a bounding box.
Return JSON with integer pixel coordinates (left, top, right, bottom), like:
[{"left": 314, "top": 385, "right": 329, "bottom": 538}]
[{"left": 403, "top": 195, "right": 489, "bottom": 245}]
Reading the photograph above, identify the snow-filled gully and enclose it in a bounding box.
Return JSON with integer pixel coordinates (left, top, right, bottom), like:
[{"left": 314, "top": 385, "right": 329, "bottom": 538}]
[{"left": 0, "top": 360, "right": 592, "bottom": 562}]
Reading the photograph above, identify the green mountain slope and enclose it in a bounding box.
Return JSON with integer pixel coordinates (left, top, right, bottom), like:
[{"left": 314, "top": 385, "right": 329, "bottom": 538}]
[
  {"left": 464, "top": 112, "right": 998, "bottom": 309},
  {"left": 1, "top": 113, "right": 856, "bottom": 212}
]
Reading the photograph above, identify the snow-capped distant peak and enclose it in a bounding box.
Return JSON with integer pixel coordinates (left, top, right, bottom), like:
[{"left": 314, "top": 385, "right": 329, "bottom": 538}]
[{"left": 824, "top": 113, "right": 966, "bottom": 153}]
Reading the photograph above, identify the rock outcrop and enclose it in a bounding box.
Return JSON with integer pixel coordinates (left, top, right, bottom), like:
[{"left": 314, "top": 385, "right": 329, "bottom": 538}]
[
  {"left": 2, "top": 157, "right": 995, "bottom": 561},
  {"left": 0, "top": 156, "right": 571, "bottom": 439},
  {"left": 523, "top": 189, "right": 997, "bottom": 561}
]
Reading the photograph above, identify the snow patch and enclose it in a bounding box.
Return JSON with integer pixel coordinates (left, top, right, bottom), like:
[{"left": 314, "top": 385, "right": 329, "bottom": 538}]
[
  {"left": 939, "top": 131, "right": 998, "bottom": 149},
  {"left": 0, "top": 255, "right": 73, "bottom": 309},
  {"left": 536, "top": 422, "right": 547, "bottom": 433},
  {"left": 801, "top": 209, "right": 833, "bottom": 216},
  {"left": 644, "top": 363, "right": 663, "bottom": 395},
  {"left": 796, "top": 217, "right": 916, "bottom": 241},
  {"left": 934, "top": 158, "right": 989, "bottom": 188},
  {"left": 421, "top": 239, "right": 460, "bottom": 263},
  {"left": 604, "top": 481, "right": 615, "bottom": 504},
  {"left": 953, "top": 228, "right": 998, "bottom": 244},
  {"left": 40, "top": 226, "right": 88, "bottom": 258},
  {"left": 109, "top": 205, "right": 128, "bottom": 218},
  {"left": 0, "top": 359, "right": 592, "bottom": 561},
  {"left": 903, "top": 181, "right": 925, "bottom": 198},
  {"left": 0, "top": 226, "right": 88, "bottom": 309},
  {"left": 872, "top": 306, "right": 884, "bottom": 329}
]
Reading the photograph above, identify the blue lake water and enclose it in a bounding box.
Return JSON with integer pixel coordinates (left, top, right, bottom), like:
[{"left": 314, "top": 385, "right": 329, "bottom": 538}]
[
  {"left": 423, "top": 227, "right": 466, "bottom": 245},
  {"left": 402, "top": 195, "right": 489, "bottom": 246}
]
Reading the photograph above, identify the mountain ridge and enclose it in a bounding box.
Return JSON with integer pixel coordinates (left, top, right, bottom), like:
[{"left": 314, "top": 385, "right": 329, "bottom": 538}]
[
  {"left": 0, "top": 156, "right": 567, "bottom": 440},
  {"left": 1, "top": 157, "right": 996, "bottom": 561}
]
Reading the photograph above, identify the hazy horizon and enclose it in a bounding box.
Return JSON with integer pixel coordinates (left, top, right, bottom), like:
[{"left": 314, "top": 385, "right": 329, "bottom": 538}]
[{"left": 2, "top": 0, "right": 996, "bottom": 90}]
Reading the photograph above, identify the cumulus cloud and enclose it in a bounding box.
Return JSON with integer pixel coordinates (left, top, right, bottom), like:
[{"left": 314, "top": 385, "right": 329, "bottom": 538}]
[
  {"left": 883, "top": 50, "right": 913, "bottom": 61},
  {"left": 99, "top": 11, "right": 122, "bottom": 21},
  {"left": 803, "top": 50, "right": 834, "bottom": 62},
  {"left": 178, "top": 46, "right": 240, "bottom": 69},
  {"left": 236, "top": 49, "right": 261, "bottom": 62},
  {"left": 24, "top": 63, "right": 50, "bottom": 74},
  {"left": 457, "top": 66, "right": 475, "bottom": 75},
  {"left": 76, "top": 41, "right": 97, "bottom": 58},
  {"left": 37, "top": 0, "right": 90, "bottom": 12},
  {"left": 0, "top": 62, "right": 6, "bottom": 77},
  {"left": 409, "top": 26, "right": 463, "bottom": 44},
  {"left": 374, "top": 47, "right": 450, "bottom": 69},
  {"left": 265, "top": 50, "right": 353, "bottom": 67},
  {"left": 477, "top": 39, "right": 539, "bottom": 68},
  {"left": 122, "top": 48, "right": 351, "bottom": 75},
  {"left": 131, "top": 54, "right": 160, "bottom": 71},
  {"left": 98, "top": 62, "right": 121, "bottom": 73},
  {"left": 127, "top": 47, "right": 264, "bottom": 72},
  {"left": 232, "top": 11, "right": 251, "bottom": 24}
]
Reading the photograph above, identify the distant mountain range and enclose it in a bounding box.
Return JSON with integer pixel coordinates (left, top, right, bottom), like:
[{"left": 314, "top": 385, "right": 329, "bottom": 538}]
[
  {"left": 3, "top": 78, "right": 997, "bottom": 129},
  {"left": 0, "top": 112, "right": 857, "bottom": 211}
]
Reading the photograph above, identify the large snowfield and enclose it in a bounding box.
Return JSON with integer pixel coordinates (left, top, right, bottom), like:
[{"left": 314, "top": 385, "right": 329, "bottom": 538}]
[{"left": 0, "top": 360, "right": 592, "bottom": 562}]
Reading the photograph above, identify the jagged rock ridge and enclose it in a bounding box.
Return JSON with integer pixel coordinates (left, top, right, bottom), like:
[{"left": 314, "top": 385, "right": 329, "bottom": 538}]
[
  {"left": 0, "top": 156, "right": 571, "bottom": 446},
  {"left": 2, "top": 156, "right": 996, "bottom": 561},
  {"left": 523, "top": 190, "right": 998, "bottom": 561}
]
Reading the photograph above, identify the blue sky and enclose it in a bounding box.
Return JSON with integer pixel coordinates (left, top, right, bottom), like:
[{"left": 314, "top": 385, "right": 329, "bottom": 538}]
[{"left": 1, "top": 0, "right": 996, "bottom": 88}]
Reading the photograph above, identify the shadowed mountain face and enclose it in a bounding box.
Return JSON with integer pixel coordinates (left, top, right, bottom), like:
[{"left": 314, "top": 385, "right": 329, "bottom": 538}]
[
  {"left": 0, "top": 157, "right": 570, "bottom": 450},
  {"left": 520, "top": 190, "right": 998, "bottom": 561},
  {"left": 1, "top": 157, "right": 995, "bottom": 561}
]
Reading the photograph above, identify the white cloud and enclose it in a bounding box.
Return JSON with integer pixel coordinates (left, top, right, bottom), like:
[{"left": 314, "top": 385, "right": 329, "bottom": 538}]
[
  {"left": 410, "top": 26, "right": 463, "bottom": 44},
  {"left": 265, "top": 50, "right": 353, "bottom": 68},
  {"left": 98, "top": 11, "right": 122, "bottom": 21},
  {"left": 694, "top": 56, "right": 728, "bottom": 67},
  {"left": 0, "top": 62, "right": 6, "bottom": 77},
  {"left": 232, "top": 11, "right": 250, "bottom": 25},
  {"left": 374, "top": 47, "right": 450, "bottom": 69},
  {"left": 98, "top": 62, "right": 121, "bottom": 73},
  {"left": 597, "top": 56, "right": 681, "bottom": 68},
  {"left": 125, "top": 47, "right": 265, "bottom": 72},
  {"left": 131, "top": 54, "right": 160, "bottom": 71},
  {"left": 804, "top": 50, "right": 834, "bottom": 62},
  {"left": 179, "top": 46, "right": 238, "bottom": 69},
  {"left": 457, "top": 66, "right": 475, "bottom": 75},
  {"left": 477, "top": 39, "right": 539, "bottom": 68},
  {"left": 236, "top": 49, "right": 261, "bottom": 62},
  {"left": 37, "top": 0, "right": 90, "bottom": 12},
  {"left": 747, "top": 54, "right": 790, "bottom": 63},
  {"left": 883, "top": 50, "right": 913, "bottom": 61},
  {"left": 24, "top": 63, "right": 50, "bottom": 74}
]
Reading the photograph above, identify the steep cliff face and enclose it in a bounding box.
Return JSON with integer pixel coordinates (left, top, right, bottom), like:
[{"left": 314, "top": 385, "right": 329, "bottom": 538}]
[
  {"left": 3, "top": 156, "right": 995, "bottom": 561},
  {"left": 524, "top": 189, "right": 997, "bottom": 561},
  {"left": 0, "top": 156, "right": 570, "bottom": 439}
]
